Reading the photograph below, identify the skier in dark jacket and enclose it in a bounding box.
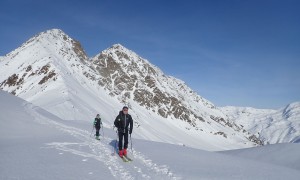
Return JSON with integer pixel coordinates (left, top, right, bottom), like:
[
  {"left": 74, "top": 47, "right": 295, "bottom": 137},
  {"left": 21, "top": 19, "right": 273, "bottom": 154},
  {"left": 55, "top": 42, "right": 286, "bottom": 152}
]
[
  {"left": 94, "top": 114, "right": 102, "bottom": 140},
  {"left": 114, "top": 106, "right": 133, "bottom": 157}
]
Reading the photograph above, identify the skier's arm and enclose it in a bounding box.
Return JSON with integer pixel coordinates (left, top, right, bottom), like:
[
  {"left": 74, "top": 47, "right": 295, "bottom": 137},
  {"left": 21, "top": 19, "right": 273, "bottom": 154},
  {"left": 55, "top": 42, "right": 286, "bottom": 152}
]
[
  {"left": 129, "top": 116, "right": 133, "bottom": 134},
  {"left": 114, "top": 115, "right": 119, "bottom": 128},
  {"left": 93, "top": 119, "right": 96, "bottom": 127}
]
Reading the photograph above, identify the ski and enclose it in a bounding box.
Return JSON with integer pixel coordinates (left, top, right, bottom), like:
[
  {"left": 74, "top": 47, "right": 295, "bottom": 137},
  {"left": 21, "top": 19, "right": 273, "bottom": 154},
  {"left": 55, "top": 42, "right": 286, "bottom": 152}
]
[
  {"left": 124, "top": 155, "right": 133, "bottom": 161},
  {"left": 120, "top": 156, "right": 129, "bottom": 162},
  {"left": 94, "top": 135, "right": 100, "bottom": 140}
]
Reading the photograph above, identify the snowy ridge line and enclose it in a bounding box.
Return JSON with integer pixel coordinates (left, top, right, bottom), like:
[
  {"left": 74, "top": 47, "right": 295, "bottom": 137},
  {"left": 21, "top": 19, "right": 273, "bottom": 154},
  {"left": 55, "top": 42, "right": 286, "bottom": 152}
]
[{"left": 25, "top": 103, "right": 180, "bottom": 179}]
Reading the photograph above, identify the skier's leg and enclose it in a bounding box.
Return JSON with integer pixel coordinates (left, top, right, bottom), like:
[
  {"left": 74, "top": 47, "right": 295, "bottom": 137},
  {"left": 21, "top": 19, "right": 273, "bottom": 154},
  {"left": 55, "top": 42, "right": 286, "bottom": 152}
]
[
  {"left": 96, "top": 127, "right": 100, "bottom": 136},
  {"left": 124, "top": 132, "right": 129, "bottom": 149},
  {"left": 118, "top": 132, "right": 123, "bottom": 150},
  {"left": 118, "top": 132, "right": 124, "bottom": 157}
]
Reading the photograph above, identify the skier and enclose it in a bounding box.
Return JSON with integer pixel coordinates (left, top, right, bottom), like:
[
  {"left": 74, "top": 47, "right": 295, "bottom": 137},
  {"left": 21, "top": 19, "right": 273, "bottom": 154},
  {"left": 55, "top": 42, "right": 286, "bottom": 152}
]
[
  {"left": 114, "top": 106, "right": 133, "bottom": 158},
  {"left": 94, "top": 114, "right": 102, "bottom": 140}
]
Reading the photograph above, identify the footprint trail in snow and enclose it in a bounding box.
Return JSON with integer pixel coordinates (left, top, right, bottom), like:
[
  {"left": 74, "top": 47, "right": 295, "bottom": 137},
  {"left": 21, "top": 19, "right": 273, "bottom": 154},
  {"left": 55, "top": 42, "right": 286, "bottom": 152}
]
[{"left": 27, "top": 105, "right": 181, "bottom": 179}]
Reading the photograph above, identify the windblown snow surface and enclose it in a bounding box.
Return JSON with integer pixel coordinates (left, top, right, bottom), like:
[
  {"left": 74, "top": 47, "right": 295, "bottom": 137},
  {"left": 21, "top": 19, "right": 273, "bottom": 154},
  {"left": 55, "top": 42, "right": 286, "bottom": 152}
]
[{"left": 1, "top": 90, "right": 300, "bottom": 180}]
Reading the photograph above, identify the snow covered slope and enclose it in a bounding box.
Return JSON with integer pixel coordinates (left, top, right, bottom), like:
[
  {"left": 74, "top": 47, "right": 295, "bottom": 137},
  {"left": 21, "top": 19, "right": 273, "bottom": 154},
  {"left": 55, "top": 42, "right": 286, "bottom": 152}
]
[
  {"left": 221, "top": 143, "right": 300, "bottom": 171},
  {"left": 0, "top": 29, "right": 103, "bottom": 120},
  {"left": 1, "top": 90, "right": 300, "bottom": 180},
  {"left": 0, "top": 29, "right": 263, "bottom": 150},
  {"left": 221, "top": 103, "right": 300, "bottom": 144}
]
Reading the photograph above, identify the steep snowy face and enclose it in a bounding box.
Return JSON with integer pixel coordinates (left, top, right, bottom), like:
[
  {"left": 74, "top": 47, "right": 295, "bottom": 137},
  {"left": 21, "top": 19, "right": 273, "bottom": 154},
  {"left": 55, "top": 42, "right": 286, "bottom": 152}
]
[
  {"left": 0, "top": 29, "right": 99, "bottom": 119},
  {"left": 0, "top": 29, "right": 88, "bottom": 94},
  {"left": 265, "top": 102, "right": 300, "bottom": 143},
  {"left": 221, "top": 103, "right": 300, "bottom": 144},
  {"left": 282, "top": 102, "right": 300, "bottom": 120},
  {"left": 91, "top": 44, "right": 263, "bottom": 145}
]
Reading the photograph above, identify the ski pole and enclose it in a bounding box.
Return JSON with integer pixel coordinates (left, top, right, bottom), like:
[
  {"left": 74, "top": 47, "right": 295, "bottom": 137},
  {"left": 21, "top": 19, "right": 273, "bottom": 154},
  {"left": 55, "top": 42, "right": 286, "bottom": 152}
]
[
  {"left": 130, "top": 134, "right": 133, "bottom": 152},
  {"left": 115, "top": 130, "right": 118, "bottom": 155},
  {"left": 102, "top": 125, "right": 105, "bottom": 138},
  {"left": 90, "top": 126, "right": 94, "bottom": 137}
]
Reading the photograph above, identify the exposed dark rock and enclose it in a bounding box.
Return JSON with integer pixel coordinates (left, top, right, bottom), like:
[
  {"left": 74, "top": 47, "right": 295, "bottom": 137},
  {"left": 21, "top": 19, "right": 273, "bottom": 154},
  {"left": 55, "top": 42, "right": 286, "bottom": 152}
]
[
  {"left": 214, "top": 132, "right": 228, "bottom": 138},
  {"left": 25, "top": 65, "right": 32, "bottom": 72},
  {"left": 248, "top": 135, "right": 264, "bottom": 145},
  {"left": 39, "top": 64, "right": 51, "bottom": 75},
  {"left": 38, "top": 70, "right": 56, "bottom": 85},
  {"left": 1, "top": 74, "right": 19, "bottom": 87},
  {"left": 71, "top": 39, "right": 88, "bottom": 62}
]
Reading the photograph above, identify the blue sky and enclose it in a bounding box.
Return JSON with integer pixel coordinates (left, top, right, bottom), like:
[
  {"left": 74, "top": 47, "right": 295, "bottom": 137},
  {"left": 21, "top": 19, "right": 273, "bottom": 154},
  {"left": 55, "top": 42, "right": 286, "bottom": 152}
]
[{"left": 1, "top": 0, "right": 299, "bottom": 109}]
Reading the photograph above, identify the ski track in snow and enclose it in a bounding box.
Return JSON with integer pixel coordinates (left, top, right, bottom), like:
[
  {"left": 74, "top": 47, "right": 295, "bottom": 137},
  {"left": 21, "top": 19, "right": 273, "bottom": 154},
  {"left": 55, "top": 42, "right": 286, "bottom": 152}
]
[{"left": 26, "top": 104, "right": 181, "bottom": 180}]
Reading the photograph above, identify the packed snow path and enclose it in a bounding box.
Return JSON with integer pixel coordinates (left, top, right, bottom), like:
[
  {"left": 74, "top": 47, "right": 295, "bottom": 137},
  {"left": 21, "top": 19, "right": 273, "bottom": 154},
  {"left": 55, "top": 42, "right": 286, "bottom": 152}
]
[{"left": 26, "top": 104, "right": 181, "bottom": 180}]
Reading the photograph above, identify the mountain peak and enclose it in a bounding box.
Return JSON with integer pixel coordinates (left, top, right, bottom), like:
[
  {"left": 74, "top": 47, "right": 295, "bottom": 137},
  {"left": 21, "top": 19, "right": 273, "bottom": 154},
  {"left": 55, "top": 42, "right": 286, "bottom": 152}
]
[
  {"left": 111, "top": 43, "right": 126, "bottom": 49},
  {"left": 6, "top": 28, "right": 88, "bottom": 62},
  {"left": 43, "top": 28, "right": 65, "bottom": 35},
  {"left": 32, "top": 28, "right": 73, "bottom": 45},
  {"left": 106, "top": 43, "right": 137, "bottom": 59},
  {"left": 37, "top": 28, "right": 67, "bottom": 39}
]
